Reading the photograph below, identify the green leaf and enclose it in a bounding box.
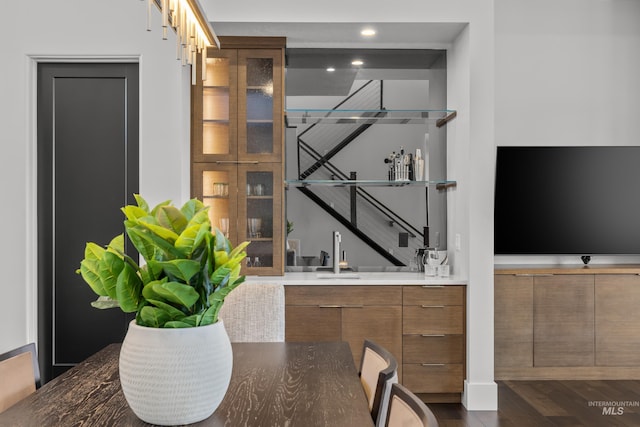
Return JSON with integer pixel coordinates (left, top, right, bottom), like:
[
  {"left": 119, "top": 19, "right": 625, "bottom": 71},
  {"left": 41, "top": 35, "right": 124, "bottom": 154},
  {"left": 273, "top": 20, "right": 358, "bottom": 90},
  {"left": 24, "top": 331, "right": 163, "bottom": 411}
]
[
  {"left": 124, "top": 220, "right": 156, "bottom": 261},
  {"left": 228, "top": 240, "right": 250, "bottom": 262},
  {"left": 156, "top": 259, "right": 201, "bottom": 283},
  {"left": 142, "top": 278, "right": 168, "bottom": 300},
  {"left": 174, "top": 223, "right": 206, "bottom": 256},
  {"left": 150, "top": 199, "right": 172, "bottom": 216},
  {"left": 156, "top": 205, "right": 188, "bottom": 235},
  {"left": 214, "top": 228, "right": 230, "bottom": 254},
  {"left": 146, "top": 299, "right": 186, "bottom": 320},
  {"left": 78, "top": 242, "right": 107, "bottom": 296},
  {"left": 126, "top": 225, "right": 183, "bottom": 259},
  {"left": 133, "top": 194, "right": 150, "bottom": 212},
  {"left": 121, "top": 205, "right": 149, "bottom": 221},
  {"left": 98, "top": 251, "right": 124, "bottom": 299},
  {"left": 153, "top": 281, "right": 199, "bottom": 308},
  {"left": 138, "top": 220, "right": 180, "bottom": 244},
  {"left": 210, "top": 266, "right": 231, "bottom": 287},
  {"left": 107, "top": 234, "right": 125, "bottom": 254},
  {"left": 163, "top": 320, "right": 193, "bottom": 328},
  {"left": 139, "top": 306, "right": 171, "bottom": 328},
  {"left": 90, "top": 296, "right": 120, "bottom": 309},
  {"left": 185, "top": 208, "right": 210, "bottom": 229},
  {"left": 181, "top": 198, "right": 206, "bottom": 222},
  {"left": 115, "top": 262, "right": 142, "bottom": 312}
]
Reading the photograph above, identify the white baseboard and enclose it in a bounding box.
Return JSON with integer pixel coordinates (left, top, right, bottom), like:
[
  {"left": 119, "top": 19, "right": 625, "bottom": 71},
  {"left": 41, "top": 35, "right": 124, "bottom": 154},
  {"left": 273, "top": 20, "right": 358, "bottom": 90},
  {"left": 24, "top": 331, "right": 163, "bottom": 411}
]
[{"left": 462, "top": 380, "right": 498, "bottom": 410}]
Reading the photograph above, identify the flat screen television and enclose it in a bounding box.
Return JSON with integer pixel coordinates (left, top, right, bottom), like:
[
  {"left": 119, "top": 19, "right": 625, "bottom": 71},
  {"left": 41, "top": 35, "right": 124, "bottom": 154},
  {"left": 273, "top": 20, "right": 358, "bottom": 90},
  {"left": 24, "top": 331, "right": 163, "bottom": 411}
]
[{"left": 494, "top": 146, "right": 640, "bottom": 257}]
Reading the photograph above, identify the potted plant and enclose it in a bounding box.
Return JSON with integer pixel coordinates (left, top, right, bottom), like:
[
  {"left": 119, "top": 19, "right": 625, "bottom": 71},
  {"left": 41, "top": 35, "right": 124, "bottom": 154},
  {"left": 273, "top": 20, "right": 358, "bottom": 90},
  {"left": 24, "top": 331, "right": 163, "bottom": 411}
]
[{"left": 77, "top": 194, "right": 248, "bottom": 425}]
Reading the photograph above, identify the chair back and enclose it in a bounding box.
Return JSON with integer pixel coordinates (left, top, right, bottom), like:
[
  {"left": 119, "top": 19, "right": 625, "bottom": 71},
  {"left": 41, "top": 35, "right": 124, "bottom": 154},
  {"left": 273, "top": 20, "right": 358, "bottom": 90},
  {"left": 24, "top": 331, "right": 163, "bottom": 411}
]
[
  {"left": 0, "top": 343, "right": 40, "bottom": 413},
  {"left": 218, "top": 283, "right": 285, "bottom": 342},
  {"left": 359, "top": 340, "right": 399, "bottom": 427},
  {"left": 385, "top": 383, "right": 439, "bottom": 427}
]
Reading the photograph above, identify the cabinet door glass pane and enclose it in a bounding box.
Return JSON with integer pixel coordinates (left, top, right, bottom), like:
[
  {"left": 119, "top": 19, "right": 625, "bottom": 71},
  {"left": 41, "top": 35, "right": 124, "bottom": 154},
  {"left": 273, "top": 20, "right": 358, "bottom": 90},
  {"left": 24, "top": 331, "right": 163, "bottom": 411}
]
[
  {"left": 246, "top": 58, "right": 273, "bottom": 154},
  {"left": 202, "top": 170, "right": 231, "bottom": 238},
  {"left": 246, "top": 171, "right": 274, "bottom": 267},
  {"left": 203, "top": 57, "right": 231, "bottom": 155}
]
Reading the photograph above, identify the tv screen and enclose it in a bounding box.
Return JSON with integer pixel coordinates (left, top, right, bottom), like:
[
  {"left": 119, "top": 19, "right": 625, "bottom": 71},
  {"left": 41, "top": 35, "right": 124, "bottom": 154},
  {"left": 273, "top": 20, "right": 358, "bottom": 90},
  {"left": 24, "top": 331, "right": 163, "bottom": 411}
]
[{"left": 494, "top": 146, "right": 640, "bottom": 255}]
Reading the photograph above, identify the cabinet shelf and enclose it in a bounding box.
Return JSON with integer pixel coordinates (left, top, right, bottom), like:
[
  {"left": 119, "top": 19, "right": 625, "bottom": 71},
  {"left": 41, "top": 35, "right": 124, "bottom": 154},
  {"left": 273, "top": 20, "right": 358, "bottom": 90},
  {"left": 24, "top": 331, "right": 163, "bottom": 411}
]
[
  {"left": 285, "top": 179, "right": 457, "bottom": 190},
  {"left": 285, "top": 108, "right": 457, "bottom": 126}
]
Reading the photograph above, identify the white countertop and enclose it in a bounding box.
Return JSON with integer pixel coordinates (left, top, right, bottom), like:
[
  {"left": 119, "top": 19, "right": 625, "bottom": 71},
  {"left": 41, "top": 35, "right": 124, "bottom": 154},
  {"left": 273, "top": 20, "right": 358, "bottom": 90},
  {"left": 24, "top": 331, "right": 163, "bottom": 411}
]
[{"left": 245, "top": 272, "right": 467, "bottom": 285}]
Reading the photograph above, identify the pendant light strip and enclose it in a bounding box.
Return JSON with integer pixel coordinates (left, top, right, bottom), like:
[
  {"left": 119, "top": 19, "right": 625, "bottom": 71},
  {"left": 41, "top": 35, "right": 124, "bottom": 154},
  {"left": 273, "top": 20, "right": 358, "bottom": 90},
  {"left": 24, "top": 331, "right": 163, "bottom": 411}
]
[{"left": 143, "top": 0, "right": 219, "bottom": 84}]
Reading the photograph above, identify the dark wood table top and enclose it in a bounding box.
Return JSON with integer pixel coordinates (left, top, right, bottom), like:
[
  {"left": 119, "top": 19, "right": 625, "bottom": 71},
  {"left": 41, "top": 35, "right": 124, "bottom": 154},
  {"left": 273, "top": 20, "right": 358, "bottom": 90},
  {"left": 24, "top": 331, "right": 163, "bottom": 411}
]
[{"left": 0, "top": 342, "right": 374, "bottom": 427}]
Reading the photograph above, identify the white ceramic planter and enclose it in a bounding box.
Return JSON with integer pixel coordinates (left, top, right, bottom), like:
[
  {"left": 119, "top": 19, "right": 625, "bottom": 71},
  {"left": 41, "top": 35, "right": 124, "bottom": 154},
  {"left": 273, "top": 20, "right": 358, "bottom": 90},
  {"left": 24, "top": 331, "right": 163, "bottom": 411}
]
[{"left": 119, "top": 320, "right": 233, "bottom": 425}]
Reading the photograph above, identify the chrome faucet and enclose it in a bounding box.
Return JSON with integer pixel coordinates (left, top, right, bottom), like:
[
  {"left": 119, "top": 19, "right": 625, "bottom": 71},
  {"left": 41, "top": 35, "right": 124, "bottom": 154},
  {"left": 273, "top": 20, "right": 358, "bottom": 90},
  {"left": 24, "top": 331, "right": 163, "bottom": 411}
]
[{"left": 333, "top": 231, "right": 341, "bottom": 274}]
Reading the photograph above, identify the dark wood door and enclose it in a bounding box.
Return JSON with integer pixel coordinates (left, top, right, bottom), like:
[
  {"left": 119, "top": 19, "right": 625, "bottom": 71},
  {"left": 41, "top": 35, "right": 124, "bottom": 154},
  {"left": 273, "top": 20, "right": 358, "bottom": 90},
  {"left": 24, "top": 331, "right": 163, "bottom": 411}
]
[{"left": 37, "top": 63, "right": 139, "bottom": 382}]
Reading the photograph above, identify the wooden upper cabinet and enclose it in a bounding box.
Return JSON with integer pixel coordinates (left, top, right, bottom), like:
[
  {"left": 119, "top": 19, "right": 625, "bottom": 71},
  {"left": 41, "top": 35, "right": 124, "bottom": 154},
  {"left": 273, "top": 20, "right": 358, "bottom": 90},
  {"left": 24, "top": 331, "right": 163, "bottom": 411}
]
[
  {"left": 237, "top": 49, "right": 283, "bottom": 163},
  {"left": 193, "top": 49, "right": 238, "bottom": 163},
  {"left": 191, "top": 37, "right": 286, "bottom": 275}
]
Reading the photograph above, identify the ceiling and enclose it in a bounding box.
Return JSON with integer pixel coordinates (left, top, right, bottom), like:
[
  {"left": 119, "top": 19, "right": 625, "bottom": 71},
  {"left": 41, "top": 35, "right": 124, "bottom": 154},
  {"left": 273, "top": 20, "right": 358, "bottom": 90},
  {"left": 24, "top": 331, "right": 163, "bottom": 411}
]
[{"left": 211, "top": 22, "right": 467, "bottom": 96}]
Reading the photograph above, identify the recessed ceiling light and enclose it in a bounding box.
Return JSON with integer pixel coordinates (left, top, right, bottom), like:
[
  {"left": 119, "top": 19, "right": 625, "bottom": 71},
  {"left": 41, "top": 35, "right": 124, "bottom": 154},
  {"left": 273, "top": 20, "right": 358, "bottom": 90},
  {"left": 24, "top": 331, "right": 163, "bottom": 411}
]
[
  {"left": 361, "top": 29, "right": 376, "bottom": 37},
  {"left": 326, "top": 67, "right": 335, "bottom": 72},
  {"left": 351, "top": 60, "right": 364, "bottom": 66}
]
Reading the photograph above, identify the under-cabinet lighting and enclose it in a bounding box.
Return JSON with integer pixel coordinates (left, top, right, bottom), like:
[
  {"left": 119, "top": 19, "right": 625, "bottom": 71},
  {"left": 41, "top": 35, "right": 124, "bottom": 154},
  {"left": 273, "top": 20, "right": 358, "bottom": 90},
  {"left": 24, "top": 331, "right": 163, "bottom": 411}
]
[
  {"left": 361, "top": 28, "right": 376, "bottom": 37},
  {"left": 351, "top": 60, "right": 364, "bottom": 66},
  {"left": 143, "top": 0, "right": 220, "bottom": 85},
  {"left": 326, "top": 67, "right": 336, "bottom": 72}
]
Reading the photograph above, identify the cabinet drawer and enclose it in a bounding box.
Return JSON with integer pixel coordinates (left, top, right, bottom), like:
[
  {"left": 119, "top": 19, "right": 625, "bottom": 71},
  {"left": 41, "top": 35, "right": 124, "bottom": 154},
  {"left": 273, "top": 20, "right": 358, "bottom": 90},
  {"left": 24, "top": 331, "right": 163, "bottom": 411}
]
[
  {"left": 402, "top": 364, "right": 464, "bottom": 393},
  {"left": 403, "top": 334, "right": 464, "bottom": 364},
  {"left": 403, "top": 306, "right": 463, "bottom": 334},
  {"left": 403, "top": 285, "right": 464, "bottom": 306},
  {"left": 285, "top": 285, "right": 402, "bottom": 306}
]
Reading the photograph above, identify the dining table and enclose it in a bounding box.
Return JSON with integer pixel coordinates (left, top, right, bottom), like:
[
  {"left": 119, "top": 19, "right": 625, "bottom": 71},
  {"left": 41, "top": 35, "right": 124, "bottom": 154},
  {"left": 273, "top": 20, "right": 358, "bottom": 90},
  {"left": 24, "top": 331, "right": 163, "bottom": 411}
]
[{"left": 0, "top": 341, "right": 374, "bottom": 426}]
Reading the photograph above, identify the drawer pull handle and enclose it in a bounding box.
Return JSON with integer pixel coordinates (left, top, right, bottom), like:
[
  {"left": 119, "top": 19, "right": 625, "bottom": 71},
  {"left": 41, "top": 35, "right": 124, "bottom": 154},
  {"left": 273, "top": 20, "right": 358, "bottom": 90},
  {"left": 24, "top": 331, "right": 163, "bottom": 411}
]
[
  {"left": 421, "top": 305, "right": 445, "bottom": 308},
  {"left": 421, "top": 334, "right": 445, "bottom": 337},
  {"left": 215, "top": 160, "right": 260, "bottom": 164},
  {"left": 318, "top": 305, "right": 341, "bottom": 308},
  {"left": 514, "top": 273, "right": 554, "bottom": 277},
  {"left": 421, "top": 285, "right": 444, "bottom": 288},
  {"left": 421, "top": 363, "right": 445, "bottom": 367}
]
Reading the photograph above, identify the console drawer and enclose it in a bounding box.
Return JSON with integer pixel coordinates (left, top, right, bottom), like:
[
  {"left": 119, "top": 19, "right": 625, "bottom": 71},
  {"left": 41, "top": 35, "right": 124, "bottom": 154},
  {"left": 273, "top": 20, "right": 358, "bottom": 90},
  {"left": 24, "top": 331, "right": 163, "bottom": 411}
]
[
  {"left": 403, "top": 334, "right": 464, "bottom": 364},
  {"left": 403, "top": 285, "right": 464, "bottom": 306},
  {"left": 403, "top": 305, "right": 464, "bottom": 335},
  {"left": 402, "top": 363, "right": 464, "bottom": 393}
]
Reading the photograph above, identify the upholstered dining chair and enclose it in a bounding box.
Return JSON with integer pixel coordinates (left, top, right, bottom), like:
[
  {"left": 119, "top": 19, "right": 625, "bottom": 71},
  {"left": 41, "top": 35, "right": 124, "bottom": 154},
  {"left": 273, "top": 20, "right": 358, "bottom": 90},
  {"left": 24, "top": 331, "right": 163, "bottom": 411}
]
[
  {"left": 218, "top": 283, "right": 285, "bottom": 342},
  {"left": 359, "top": 339, "right": 399, "bottom": 427},
  {"left": 0, "top": 342, "right": 41, "bottom": 413},
  {"left": 385, "top": 383, "right": 439, "bottom": 427}
]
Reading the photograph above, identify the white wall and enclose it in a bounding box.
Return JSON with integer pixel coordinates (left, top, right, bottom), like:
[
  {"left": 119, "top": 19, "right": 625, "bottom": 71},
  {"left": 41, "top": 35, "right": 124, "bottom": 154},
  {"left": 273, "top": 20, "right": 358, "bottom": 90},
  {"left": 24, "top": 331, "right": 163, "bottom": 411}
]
[
  {"left": 1, "top": 1, "right": 191, "bottom": 354},
  {"left": 494, "top": 0, "right": 640, "bottom": 266}
]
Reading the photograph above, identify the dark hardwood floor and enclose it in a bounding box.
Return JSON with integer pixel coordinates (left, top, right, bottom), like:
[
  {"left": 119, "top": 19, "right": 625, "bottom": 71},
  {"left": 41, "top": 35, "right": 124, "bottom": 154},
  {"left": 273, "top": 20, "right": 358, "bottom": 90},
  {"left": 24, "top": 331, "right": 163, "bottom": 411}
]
[{"left": 429, "top": 381, "right": 640, "bottom": 427}]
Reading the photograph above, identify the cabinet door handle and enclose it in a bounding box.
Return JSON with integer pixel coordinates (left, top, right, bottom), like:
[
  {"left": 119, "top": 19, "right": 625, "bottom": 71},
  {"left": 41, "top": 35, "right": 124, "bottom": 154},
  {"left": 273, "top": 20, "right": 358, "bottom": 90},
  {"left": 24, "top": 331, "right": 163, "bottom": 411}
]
[
  {"left": 421, "top": 334, "right": 445, "bottom": 337},
  {"left": 215, "top": 160, "right": 260, "bottom": 164},
  {"left": 421, "top": 363, "right": 445, "bottom": 367},
  {"left": 421, "top": 285, "right": 444, "bottom": 288},
  {"left": 342, "top": 304, "right": 364, "bottom": 308},
  {"left": 421, "top": 305, "right": 445, "bottom": 308},
  {"left": 318, "top": 305, "right": 341, "bottom": 308}
]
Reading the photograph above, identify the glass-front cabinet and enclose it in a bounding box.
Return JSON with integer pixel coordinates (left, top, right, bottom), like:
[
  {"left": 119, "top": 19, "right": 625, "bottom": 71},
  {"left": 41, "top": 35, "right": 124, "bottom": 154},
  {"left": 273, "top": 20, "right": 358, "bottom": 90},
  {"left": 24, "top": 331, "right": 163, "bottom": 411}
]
[{"left": 192, "top": 37, "right": 285, "bottom": 275}]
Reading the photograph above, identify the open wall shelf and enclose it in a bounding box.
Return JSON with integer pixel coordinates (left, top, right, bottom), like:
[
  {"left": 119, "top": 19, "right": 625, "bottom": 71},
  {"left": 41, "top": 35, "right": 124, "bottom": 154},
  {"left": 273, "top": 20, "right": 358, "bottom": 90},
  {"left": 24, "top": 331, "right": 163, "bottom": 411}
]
[
  {"left": 285, "top": 108, "right": 457, "bottom": 126},
  {"left": 285, "top": 179, "right": 456, "bottom": 190}
]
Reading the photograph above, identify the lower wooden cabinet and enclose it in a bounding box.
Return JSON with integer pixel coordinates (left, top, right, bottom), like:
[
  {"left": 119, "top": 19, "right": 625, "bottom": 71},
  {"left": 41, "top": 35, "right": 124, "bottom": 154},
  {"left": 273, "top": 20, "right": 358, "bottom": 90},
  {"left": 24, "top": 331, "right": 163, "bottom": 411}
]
[
  {"left": 285, "top": 286, "right": 402, "bottom": 372},
  {"left": 495, "top": 265, "right": 640, "bottom": 380},
  {"left": 595, "top": 274, "right": 640, "bottom": 366},
  {"left": 402, "top": 285, "right": 465, "bottom": 401},
  {"left": 285, "top": 284, "right": 467, "bottom": 402}
]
